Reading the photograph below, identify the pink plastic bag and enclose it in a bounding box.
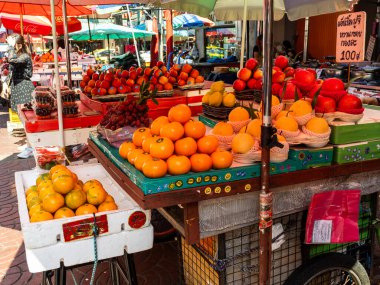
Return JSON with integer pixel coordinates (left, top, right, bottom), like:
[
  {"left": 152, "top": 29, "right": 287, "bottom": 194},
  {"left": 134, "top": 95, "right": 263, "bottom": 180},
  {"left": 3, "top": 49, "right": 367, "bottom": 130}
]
[{"left": 305, "top": 190, "right": 361, "bottom": 244}]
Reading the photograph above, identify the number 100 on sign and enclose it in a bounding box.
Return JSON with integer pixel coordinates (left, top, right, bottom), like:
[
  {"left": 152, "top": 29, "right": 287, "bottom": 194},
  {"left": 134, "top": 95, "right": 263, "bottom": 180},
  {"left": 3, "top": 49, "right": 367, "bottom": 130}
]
[{"left": 340, "top": 50, "right": 361, "bottom": 62}]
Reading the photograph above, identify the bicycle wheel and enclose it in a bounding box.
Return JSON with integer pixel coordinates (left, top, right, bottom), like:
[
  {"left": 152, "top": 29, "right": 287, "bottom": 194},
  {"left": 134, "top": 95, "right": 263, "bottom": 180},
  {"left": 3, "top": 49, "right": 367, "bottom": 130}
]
[{"left": 284, "top": 252, "right": 370, "bottom": 285}]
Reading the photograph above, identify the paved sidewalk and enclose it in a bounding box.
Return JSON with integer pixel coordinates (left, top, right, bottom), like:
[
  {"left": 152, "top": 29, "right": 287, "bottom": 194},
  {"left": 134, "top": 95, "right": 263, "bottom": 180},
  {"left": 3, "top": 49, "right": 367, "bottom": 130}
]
[{"left": 0, "top": 105, "right": 180, "bottom": 285}]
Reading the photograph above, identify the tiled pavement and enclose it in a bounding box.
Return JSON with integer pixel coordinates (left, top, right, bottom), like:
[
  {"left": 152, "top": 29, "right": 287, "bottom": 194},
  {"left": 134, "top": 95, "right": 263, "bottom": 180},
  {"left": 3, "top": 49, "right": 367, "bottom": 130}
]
[{"left": 0, "top": 105, "right": 181, "bottom": 285}]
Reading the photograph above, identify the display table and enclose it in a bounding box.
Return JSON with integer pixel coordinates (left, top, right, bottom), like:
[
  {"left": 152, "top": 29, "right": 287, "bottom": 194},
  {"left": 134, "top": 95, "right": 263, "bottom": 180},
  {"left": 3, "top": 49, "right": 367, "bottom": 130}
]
[
  {"left": 18, "top": 100, "right": 104, "bottom": 147},
  {"left": 88, "top": 134, "right": 380, "bottom": 244}
]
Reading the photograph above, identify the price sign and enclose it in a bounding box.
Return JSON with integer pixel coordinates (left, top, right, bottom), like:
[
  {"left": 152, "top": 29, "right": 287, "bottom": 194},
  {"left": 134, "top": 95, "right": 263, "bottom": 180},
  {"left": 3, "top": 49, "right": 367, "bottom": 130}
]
[{"left": 336, "top": 12, "right": 366, "bottom": 63}]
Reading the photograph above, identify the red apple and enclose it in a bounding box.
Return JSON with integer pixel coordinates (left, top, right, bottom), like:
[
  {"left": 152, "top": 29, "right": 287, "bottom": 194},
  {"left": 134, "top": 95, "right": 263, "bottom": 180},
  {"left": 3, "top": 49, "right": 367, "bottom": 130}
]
[
  {"left": 108, "top": 86, "right": 117, "bottom": 95},
  {"left": 337, "top": 94, "right": 364, "bottom": 114},
  {"left": 136, "top": 76, "right": 147, "bottom": 86},
  {"left": 254, "top": 79, "right": 263, "bottom": 90},
  {"left": 272, "top": 71, "right": 285, "bottom": 83},
  {"left": 87, "top": 80, "right": 96, "bottom": 88},
  {"left": 233, "top": 79, "right": 246, "bottom": 91},
  {"left": 307, "top": 83, "right": 322, "bottom": 99},
  {"left": 274, "top": 55, "right": 289, "bottom": 70},
  {"left": 121, "top": 70, "right": 129, "bottom": 79},
  {"left": 156, "top": 83, "right": 164, "bottom": 91},
  {"left": 104, "top": 73, "right": 113, "bottom": 82},
  {"left": 315, "top": 96, "right": 336, "bottom": 113},
  {"left": 272, "top": 83, "right": 282, "bottom": 96},
  {"left": 92, "top": 73, "right": 99, "bottom": 81},
  {"left": 245, "top": 58, "right": 258, "bottom": 70},
  {"left": 129, "top": 71, "right": 137, "bottom": 80},
  {"left": 294, "top": 69, "right": 316, "bottom": 92},
  {"left": 158, "top": 76, "right": 169, "bottom": 85},
  {"left": 306, "top": 68, "right": 317, "bottom": 80},
  {"left": 237, "top": 68, "right": 252, "bottom": 81},
  {"left": 126, "top": 79, "right": 135, "bottom": 87},
  {"left": 91, "top": 88, "right": 98, "bottom": 96},
  {"left": 169, "top": 69, "right": 178, "bottom": 78},
  {"left": 284, "top": 67, "right": 295, "bottom": 78},
  {"left": 95, "top": 80, "right": 102, "bottom": 88},
  {"left": 247, "top": 78, "right": 257, "bottom": 89},
  {"left": 168, "top": 76, "right": 177, "bottom": 84},
  {"left": 98, "top": 88, "right": 107, "bottom": 96},
  {"left": 118, "top": 85, "right": 128, "bottom": 94},
  {"left": 136, "top": 67, "right": 143, "bottom": 76},
  {"left": 154, "top": 69, "right": 163, "bottom": 78},
  {"left": 100, "top": 80, "right": 110, "bottom": 90}
]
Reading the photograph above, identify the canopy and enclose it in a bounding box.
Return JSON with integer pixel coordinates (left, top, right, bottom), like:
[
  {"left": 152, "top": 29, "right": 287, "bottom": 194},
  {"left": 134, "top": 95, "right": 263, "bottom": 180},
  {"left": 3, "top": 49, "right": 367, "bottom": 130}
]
[
  {"left": 0, "top": 1, "right": 92, "bottom": 17},
  {"left": 173, "top": 13, "right": 214, "bottom": 29},
  {"left": 0, "top": 13, "right": 82, "bottom": 35},
  {"left": 160, "top": 0, "right": 356, "bottom": 21},
  {"left": 206, "top": 27, "right": 235, "bottom": 38},
  {"left": 69, "top": 22, "right": 156, "bottom": 41}
]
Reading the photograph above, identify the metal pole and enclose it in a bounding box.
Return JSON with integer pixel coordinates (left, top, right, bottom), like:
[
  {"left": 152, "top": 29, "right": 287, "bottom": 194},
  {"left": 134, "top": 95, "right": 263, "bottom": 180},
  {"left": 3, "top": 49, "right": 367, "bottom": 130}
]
[
  {"left": 259, "top": 0, "right": 273, "bottom": 284},
  {"left": 239, "top": 0, "right": 248, "bottom": 69},
  {"left": 127, "top": 4, "right": 141, "bottom": 67},
  {"left": 50, "top": 0, "right": 64, "bottom": 148},
  {"left": 303, "top": 17, "right": 309, "bottom": 62},
  {"left": 62, "top": 0, "right": 72, "bottom": 88},
  {"left": 87, "top": 16, "right": 92, "bottom": 54},
  {"left": 158, "top": 9, "right": 164, "bottom": 62},
  {"left": 107, "top": 34, "right": 110, "bottom": 64}
]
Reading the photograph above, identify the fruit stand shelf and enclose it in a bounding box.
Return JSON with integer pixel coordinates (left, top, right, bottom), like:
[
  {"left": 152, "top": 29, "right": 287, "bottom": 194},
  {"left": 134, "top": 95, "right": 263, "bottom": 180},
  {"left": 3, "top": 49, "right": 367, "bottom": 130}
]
[{"left": 88, "top": 138, "right": 380, "bottom": 244}]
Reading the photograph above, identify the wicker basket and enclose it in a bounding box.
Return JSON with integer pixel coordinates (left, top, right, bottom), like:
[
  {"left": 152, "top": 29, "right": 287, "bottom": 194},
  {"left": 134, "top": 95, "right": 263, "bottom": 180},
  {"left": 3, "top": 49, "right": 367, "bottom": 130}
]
[
  {"left": 178, "top": 83, "right": 205, "bottom": 90},
  {"left": 202, "top": 104, "right": 234, "bottom": 120},
  {"left": 234, "top": 89, "right": 262, "bottom": 102}
]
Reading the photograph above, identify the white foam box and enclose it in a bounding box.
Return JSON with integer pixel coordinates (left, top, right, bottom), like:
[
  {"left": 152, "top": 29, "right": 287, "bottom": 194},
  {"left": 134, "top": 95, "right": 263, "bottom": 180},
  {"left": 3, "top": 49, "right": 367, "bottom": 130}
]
[{"left": 15, "top": 163, "right": 154, "bottom": 273}]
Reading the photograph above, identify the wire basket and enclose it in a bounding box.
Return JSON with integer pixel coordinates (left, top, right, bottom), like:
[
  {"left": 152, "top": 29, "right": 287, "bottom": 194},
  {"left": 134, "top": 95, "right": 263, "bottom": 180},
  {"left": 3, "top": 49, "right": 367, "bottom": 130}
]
[{"left": 234, "top": 89, "right": 262, "bottom": 102}]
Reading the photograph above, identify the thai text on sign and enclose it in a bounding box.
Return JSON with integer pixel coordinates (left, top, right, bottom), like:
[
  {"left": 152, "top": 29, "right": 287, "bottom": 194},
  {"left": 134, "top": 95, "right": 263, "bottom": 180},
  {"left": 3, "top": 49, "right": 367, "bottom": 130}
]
[{"left": 336, "top": 12, "right": 366, "bottom": 63}]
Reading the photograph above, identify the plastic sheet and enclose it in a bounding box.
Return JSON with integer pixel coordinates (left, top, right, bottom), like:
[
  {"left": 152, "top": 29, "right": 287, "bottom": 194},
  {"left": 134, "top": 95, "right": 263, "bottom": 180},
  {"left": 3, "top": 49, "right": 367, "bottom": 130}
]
[{"left": 199, "top": 170, "right": 380, "bottom": 238}]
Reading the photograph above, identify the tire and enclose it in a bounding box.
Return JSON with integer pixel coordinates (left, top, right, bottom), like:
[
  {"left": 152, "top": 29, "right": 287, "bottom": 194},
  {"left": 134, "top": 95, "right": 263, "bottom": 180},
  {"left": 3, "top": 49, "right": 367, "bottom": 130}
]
[{"left": 284, "top": 252, "right": 370, "bottom": 285}]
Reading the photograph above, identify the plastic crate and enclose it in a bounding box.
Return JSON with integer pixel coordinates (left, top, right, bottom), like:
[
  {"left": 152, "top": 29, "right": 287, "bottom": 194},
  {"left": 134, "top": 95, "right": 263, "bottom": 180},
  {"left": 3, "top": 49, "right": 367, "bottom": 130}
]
[{"left": 9, "top": 108, "right": 21, "bottom": 123}]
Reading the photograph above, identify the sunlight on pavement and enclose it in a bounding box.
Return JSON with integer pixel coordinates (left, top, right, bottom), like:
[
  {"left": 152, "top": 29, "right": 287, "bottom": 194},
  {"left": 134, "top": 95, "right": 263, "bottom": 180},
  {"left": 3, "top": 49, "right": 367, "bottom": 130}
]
[{"left": 0, "top": 226, "right": 23, "bottom": 282}]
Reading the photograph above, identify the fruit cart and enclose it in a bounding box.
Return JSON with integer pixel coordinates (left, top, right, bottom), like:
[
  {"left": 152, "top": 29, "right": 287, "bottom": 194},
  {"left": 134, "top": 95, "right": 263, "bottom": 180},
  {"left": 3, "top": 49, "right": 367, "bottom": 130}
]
[
  {"left": 87, "top": 124, "right": 380, "bottom": 283},
  {"left": 15, "top": 163, "right": 153, "bottom": 284}
]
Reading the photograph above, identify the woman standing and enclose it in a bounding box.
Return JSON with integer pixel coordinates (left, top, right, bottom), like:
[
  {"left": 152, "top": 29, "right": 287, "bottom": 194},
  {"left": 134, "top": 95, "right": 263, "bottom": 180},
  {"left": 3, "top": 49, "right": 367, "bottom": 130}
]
[{"left": 6, "top": 33, "right": 34, "bottom": 113}]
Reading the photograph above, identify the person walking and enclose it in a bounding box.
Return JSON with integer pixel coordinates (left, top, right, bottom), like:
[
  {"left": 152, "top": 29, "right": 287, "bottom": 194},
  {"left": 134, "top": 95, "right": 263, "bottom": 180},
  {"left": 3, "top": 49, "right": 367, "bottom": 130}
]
[{"left": 6, "top": 34, "right": 34, "bottom": 114}]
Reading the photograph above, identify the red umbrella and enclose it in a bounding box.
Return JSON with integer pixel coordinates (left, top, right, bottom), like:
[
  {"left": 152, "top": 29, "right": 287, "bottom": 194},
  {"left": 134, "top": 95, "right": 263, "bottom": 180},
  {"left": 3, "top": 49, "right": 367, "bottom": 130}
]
[
  {"left": 0, "top": 13, "right": 82, "bottom": 35},
  {"left": 0, "top": 1, "right": 91, "bottom": 17}
]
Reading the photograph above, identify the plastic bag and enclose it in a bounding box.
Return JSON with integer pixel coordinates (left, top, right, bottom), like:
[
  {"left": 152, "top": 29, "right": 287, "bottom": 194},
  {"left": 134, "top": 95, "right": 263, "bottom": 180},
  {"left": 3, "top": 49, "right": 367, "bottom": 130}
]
[{"left": 305, "top": 190, "right": 361, "bottom": 244}]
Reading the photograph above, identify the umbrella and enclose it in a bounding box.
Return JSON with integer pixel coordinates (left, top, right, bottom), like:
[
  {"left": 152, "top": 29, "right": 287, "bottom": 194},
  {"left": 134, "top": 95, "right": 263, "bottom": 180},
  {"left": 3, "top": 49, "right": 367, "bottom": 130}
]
[
  {"left": 0, "top": 1, "right": 91, "bottom": 17},
  {"left": 69, "top": 22, "right": 156, "bottom": 41},
  {"left": 173, "top": 13, "right": 214, "bottom": 29},
  {"left": 0, "top": 13, "right": 82, "bottom": 35}
]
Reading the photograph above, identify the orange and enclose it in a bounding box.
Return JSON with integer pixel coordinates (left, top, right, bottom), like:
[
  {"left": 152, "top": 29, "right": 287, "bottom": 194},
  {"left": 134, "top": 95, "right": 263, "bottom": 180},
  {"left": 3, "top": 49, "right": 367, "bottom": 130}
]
[
  {"left": 190, "top": 153, "right": 213, "bottom": 172},
  {"left": 73, "top": 183, "right": 83, "bottom": 191},
  {"left": 228, "top": 107, "right": 250, "bottom": 122},
  {"left": 142, "top": 158, "right": 168, "bottom": 178},
  {"left": 27, "top": 197, "right": 42, "bottom": 210},
  {"left": 65, "top": 189, "right": 87, "bottom": 210},
  {"left": 54, "top": 207, "right": 75, "bottom": 219},
  {"left": 239, "top": 119, "right": 262, "bottom": 139},
  {"left": 150, "top": 116, "right": 170, "bottom": 135},
  {"left": 39, "top": 186, "right": 56, "bottom": 200},
  {"left": 105, "top": 195, "right": 115, "bottom": 202},
  {"left": 30, "top": 210, "right": 54, "bottom": 223},
  {"left": 142, "top": 135, "right": 159, "bottom": 153},
  {"left": 71, "top": 173, "right": 78, "bottom": 185},
  {"left": 29, "top": 203, "right": 43, "bottom": 217},
  {"left": 37, "top": 180, "right": 53, "bottom": 193},
  {"left": 98, "top": 201, "right": 118, "bottom": 212},
  {"left": 49, "top": 165, "right": 67, "bottom": 178},
  {"left": 127, "top": 148, "right": 145, "bottom": 165},
  {"left": 53, "top": 174, "right": 75, "bottom": 195},
  {"left": 213, "top": 122, "right": 234, "bottom": 136},
  {"left": 83, "top": 179, "right": 103, "bottom": 193},
  {"left": 25, "top": 186, "right": 38, "bottom": 197},
  {"left": 86, "top": 185, "right": 107, "bottom": 206},
  {"left": 182, "top": 64, "right": 193, "bottom": 74},
  {"left": 211, "top": 151, "right": 233, "bottom": 169},
  {"left": 184, "top": 120, "right": 206, "bottom": 139},
  {"left": 119, "top": 141, "right": 136, "bottom": 159},
  {"left": 76, "top": 204, "right": 98, "bottom": 216},
  {"left": 232, "top": 133, "right": 255, "bottom": 154},
  {"left": 167, "top": 155, "right": 191, "bottom": 175},
  {"left": 36, "top": 173, "right": 50, "bottom": 186},
  {"left": 149, "top": 137, "right": 174, "bottom": 160},
  {"left": 26, "top": 191, "right": 39, "bottom": 203},
  {"left": 174, "top": 137, "right": 197, "bottom": 156},
  {"left": 132, "top": 128, "right": 152, "bottom": 147},
  {"left": 42, "top": 193, "right": 65, "bottom": 213},
  {"left": 160, "top": 122, "right": 184, "bottom": 142},
  {"left": 51, "top": 169, "right": 72, "bottom": 182},
  {"left": 134, "top": 153, "right": 153, "bottom": 171},
  {"left": 197, "top": 135, "right": 219, "bottom": 154},
  {"left": 168, "top": 104, "right": 192, "bottom": 124}
]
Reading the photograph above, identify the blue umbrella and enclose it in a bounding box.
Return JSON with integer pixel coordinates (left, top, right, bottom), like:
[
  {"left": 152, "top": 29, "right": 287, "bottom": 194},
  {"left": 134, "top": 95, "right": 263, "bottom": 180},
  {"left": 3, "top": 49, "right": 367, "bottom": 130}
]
[
  {"left": 172, "top": 13, "right": 214, "bottom": 29},
  {"left": 136, "top": 23, "right": 194, "bottom": 37}
]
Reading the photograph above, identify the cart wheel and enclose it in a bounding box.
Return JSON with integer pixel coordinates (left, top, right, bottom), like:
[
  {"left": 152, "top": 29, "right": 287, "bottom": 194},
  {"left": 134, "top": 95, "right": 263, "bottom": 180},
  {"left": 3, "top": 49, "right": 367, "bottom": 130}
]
[
  {"left": 151, "top": 209, "right": 176, "bottom": 243},
  {"left": 284, "top": 252, "right": 370, "bottom": 285}
]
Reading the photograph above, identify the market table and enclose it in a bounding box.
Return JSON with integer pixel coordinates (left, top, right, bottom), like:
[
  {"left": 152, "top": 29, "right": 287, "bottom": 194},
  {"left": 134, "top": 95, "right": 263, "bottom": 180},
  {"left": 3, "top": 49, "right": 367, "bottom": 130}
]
[{"left": 88, "top": 135, "right": 380, "bottom": 244}]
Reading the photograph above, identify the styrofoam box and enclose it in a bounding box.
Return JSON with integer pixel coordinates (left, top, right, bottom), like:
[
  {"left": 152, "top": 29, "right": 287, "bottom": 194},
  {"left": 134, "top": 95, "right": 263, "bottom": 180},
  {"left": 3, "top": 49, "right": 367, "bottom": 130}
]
[{"left": 15, "top": 163, "right": 154, "bottom": 273}]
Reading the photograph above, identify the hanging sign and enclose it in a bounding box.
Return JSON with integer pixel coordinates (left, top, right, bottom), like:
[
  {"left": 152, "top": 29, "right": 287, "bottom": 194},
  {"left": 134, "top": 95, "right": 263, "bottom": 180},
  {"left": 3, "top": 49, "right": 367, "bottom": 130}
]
[{"left": 336, "top": 11, "right": 366, "bottom": 63}]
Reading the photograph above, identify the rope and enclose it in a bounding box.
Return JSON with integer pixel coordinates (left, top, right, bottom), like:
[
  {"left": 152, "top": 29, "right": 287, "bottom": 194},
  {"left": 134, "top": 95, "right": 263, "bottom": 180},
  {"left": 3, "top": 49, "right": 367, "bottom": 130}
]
[{"left": 90, "top": 214, "right": 99, "bottom": 285}]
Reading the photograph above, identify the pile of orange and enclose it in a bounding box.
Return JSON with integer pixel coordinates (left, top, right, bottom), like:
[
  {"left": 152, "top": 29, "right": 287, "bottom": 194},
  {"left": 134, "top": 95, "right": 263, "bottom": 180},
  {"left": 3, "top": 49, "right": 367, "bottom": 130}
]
[
  {"left": 25, "top": 165, "right": 118, "bottom": 223},
  {"left": 119, "top": 104, "right": 233, "bottom": 178},
  {"left": 41, "top": 52, "right": 54, "bottom": 63}
]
